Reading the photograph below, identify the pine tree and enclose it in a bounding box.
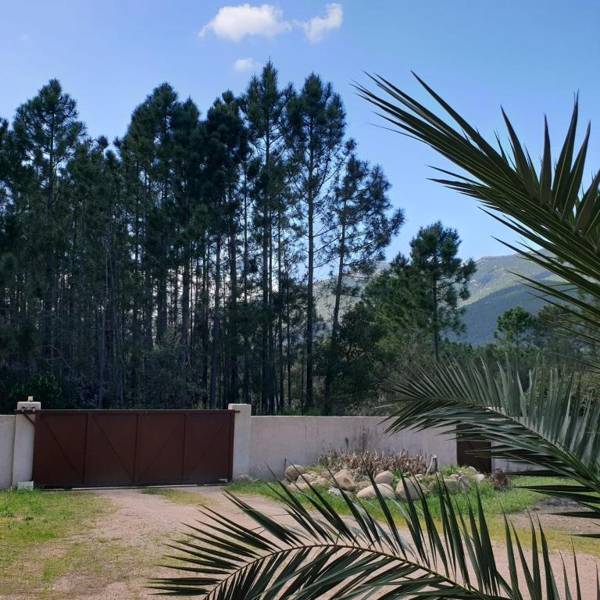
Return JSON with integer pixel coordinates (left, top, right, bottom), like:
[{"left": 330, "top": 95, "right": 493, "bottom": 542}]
[
  {"left": 171, "top": 98, "right": 204, "bottom": 369},
  {"left": 322, "top": 142, "right": 404, "bottom": 412},
  {"left": 243, "top": 62, "right": 289, "bottom": 413},
  {"left": 285, "top": 73, "right": 346, "bottom": 411},
  {"left": 204, "top": 92, "right": 247, "bottom": 407},
  {"left": 495, "top": 306, "right": 537, "bottom": 352},
  {"left": 11, "top": 79, "right": 85, "bottom": 373},
  {"left": 409, "top": 222, "right": 476, "bottom": 360}
]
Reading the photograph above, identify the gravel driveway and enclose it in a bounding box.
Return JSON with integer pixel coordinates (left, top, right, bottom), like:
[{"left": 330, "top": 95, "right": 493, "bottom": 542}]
[{"left": 5, "top": 486, "right": 599, "bottom": 599}]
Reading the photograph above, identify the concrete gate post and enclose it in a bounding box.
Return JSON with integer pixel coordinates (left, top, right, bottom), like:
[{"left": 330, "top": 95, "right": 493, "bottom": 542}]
[
  {"left": 228, "top": 403, "right": 252, "bottom": 480},
  {"left": 12, "top": 399, "right": 41, "bottom": 487}
]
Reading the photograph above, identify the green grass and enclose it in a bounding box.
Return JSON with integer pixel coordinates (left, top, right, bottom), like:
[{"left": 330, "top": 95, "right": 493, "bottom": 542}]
[
  {"left": 0, "top": 489, "right": 113, "bottom": 595},
  {"left": 141, "top": 486, "right": 209, "bottom": 505},
  {"left": 227, "top": 476, "right": 600, "bottom": 557},
  {"left": 0, "top": 489, "right": 108, "bottom": 571},
  {"left": 227, "top": 475, "right": 553, "bottom": 519}
]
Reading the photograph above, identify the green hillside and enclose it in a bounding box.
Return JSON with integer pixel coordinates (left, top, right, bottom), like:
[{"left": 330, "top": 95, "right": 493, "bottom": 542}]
[
  {"left": 458, "top": 254, "right": 556, "bottom": 345},
  {"left": 315, "top": 254, "right": 556, "bottom": 346}
]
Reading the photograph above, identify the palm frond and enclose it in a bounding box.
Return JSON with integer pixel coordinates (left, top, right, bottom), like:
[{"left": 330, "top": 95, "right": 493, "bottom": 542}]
[
  {"left": 385, "top": 359, "right": 600, "bottom": 520},
  {"left": 358, "top": 74, "right": 600, "bottom": 519},
  {"left": 151, "top": 478, "right": 580, "bottom": 598},
  {"left": 356, "top": 74, "right": 600, "bottom": 336}
]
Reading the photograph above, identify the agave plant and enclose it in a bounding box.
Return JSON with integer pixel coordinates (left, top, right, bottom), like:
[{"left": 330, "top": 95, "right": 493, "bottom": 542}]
[
  {"left": 153, "top": 78, "right": 600, "bottom": 597},
  {"left": 386, "top": 360, "right": 600, "bottom": 521}
]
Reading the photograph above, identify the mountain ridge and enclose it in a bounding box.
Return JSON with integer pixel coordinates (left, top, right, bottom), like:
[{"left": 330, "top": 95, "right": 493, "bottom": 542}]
[{"left": 315, "top": 253, "right": 555, "bottom": 345}]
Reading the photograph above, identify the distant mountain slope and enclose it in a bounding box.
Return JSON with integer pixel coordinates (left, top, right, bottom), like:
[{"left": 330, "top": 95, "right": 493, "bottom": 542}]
[
  {"left": 458, "top": 254, "right": 557, "bottom": 345},
  {"left": 314, "top": 254, "right": 557, "bottom": 346}
]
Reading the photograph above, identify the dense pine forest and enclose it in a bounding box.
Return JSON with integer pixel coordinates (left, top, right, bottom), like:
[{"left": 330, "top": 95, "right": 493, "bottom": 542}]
[
  {"left": 0, "top": 63, "right": 407, "bottom": 413},
  {"left": 3, "top": 63, "right": 570, "bottom": 414}
]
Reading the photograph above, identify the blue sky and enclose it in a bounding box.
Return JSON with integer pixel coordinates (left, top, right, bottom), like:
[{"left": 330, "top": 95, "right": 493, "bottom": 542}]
[{"left": 2, "top": 0, "right": 599, "bottom": 260}]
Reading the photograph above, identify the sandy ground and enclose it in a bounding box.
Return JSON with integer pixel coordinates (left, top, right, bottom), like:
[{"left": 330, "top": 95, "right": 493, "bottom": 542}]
[
  {"left": 3, "top": 486, "right": 600, "bottom": 599},
  {"left": 51, "top": 486, "right": 282, "bottom": 600}
]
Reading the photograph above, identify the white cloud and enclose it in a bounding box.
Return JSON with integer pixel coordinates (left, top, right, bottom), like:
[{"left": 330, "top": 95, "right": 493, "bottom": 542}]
[
  {"left": 299, "top": 3, "right": 343, "bottom": 44},
  {"left": 234, "top": 57, "right": 261, "bottom": 72},
  {"left": 199, "top": 4, "right": 343, "bottom": 44},
  {"left": 199, "top": 4, "right": 291, "bottom": 42}
]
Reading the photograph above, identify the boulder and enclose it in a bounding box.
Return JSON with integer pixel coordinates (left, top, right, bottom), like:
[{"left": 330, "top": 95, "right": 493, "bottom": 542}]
[
  {"left": 442, "top": 476, "right": 460, "bottom": 494},
  {"left": 328, "top": 487, "right": 343, "bottom": 497},
  {"left": 293, "top": 480, "right": 311, "bottom": 492},
  {"left": 460, "top": 467, "right": 484, "bottom": 486},
  {"left": 312, "top": 476, "right": 330, "bottom": 487},
  {"left": 395, "top": 478, "right": 422, "bottom": 501},
  {"left": 456, "top": 474, "right": 471, "bottom": 492},
  {"left": 355, "top": 480, "right": 371, "bottom": 492},
  {"left": 374, "top": 470, "right": 394, "bottom": 485},
  {"left": 419, "top": 475, "right": 439, "bottom": 494},
  {"left": 332, "top": 469, "right": 356, "bottom": 491},
  {"left": 285, "top": 464, "right": 307, "bottom": 482},
  {"left": 462, "top": 466, "right": 479, "bottom": 479},
  {"left": 357, "top": 483, "right": 395, "bottom": 500}
]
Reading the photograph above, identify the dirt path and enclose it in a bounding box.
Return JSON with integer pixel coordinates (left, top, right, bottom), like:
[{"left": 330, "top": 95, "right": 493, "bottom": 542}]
[
  {"left": 8, "top": 486, "right": 600, "bottom": 599},
  {"left": 50, "top": 486, "right": 282, "bottom": 599}
]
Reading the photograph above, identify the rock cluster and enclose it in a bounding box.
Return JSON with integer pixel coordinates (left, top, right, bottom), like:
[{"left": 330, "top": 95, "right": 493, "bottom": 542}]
[{"left": 281, "top": 463, "right": 491, "bottom": 502}]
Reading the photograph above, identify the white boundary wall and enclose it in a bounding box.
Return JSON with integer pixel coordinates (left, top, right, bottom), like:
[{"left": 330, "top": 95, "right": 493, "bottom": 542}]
[
  {"left": 0, "top": 402, "right": 40, "bottom": 489},
  {"left": 229, "top": 405, "right": 457, "bottom": 480},
  {"left": 1, "top": 401, "right": 527, "bottom": 489},
  {"left": 0, "top": 416, "right": 16, "bottom": 489}
]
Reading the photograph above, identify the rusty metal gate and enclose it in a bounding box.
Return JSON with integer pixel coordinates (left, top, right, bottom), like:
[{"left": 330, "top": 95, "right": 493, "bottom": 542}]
[{"left": 32, "top": 410, "right": 235, "bottom": 488}]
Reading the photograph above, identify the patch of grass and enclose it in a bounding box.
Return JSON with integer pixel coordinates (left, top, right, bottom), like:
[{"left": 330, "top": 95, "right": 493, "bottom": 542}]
[
  {"left": 0, "top": 489, "right": 108, "bottom": 571},
  {"left": 228, "top": 476, "right": 555, "bottom": 518},
  {"left": 227, "top": 480, "right": 285, "bottom": 500},
  {"left": 0, "top": 489, "right": 111, "bottom": 595},
  {"left": 228, "top": 476, "right": 600, "bottom": 557},
  {"left": 141, "top": 486, "right": 209, "bottom": 506},
  {"left": 37, "top": 535, "right": 152, "bottom": 596},
  {"left": 483, "top": 513, "right": 600, "bottom": 558}
]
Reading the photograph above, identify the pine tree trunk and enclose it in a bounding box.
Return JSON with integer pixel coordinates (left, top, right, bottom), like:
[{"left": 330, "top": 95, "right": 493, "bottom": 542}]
[
  {"left": 277, "top": 215, "right": 284, "bottom": 413},
  {"left": 201, "top": 240, "right": 210, "bottom": 405},
  {"left": 432, "top": 275, "right": 440, "bottom": 361},
  {"left": 209, "top": 235, "right": 222, "bottom": 408},
  {"left": 181, "top": 245, "right": 191, "bottom": 364},
  {"left": 242, "top": 178, "right": 250, "bottom": 406},
  {"left": 323, "top": 204, "right": 347, "bottom": 414},
  {"left": 305, "top": 151, "right": 315, "bottom": 412},
  {"left": 227, "top": 199, "right": 239, "bottom": 404}
]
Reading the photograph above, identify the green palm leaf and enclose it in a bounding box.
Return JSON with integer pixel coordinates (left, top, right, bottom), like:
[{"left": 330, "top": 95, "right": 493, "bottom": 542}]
[
  {"left": 356, "top": 74, "right": 600, "bottom": 337},
  {"left": 358, "top": 74, "right": 600, "bottom": 518},
  {"left": 151, "top": 77, "right": 599, "bottom": 598},
  {"left": 385, "top": 359, "right": 600, "bottom": 520},
  {"left": 152, "top": 478, "right": 579, "bottom": 598}
]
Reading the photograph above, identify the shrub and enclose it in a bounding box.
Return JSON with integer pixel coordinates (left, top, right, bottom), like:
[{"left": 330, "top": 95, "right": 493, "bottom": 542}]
[{"left": 318, "top": 448, "right": 427, "bottom": 476}]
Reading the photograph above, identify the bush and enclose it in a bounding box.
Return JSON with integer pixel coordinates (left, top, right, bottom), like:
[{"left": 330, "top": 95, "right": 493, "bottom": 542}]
[{"left": 318, "top": 448, "right": 427, "bottom": 476}]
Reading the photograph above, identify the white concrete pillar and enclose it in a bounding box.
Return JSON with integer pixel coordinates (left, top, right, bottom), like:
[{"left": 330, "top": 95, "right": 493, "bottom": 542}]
[
  {"left": 11, "top": 400, "right": 41, "bottom": 486},
  {"left": 228, "top": 403, "right": 252, "bottom": 480},
  {"left": 0, "top": 416, "right": 16, "bottom": 489}
]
